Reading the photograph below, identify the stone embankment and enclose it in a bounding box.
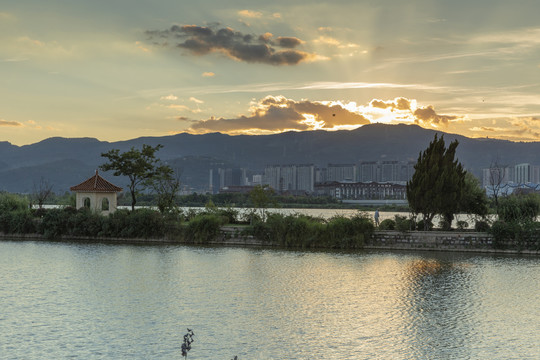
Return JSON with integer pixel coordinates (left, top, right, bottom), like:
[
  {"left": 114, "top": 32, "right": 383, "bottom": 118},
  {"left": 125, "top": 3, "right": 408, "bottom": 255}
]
[
  {"left": 2, "top": 228, "right": 539, "bottom": 255},
  {"left": 369, "top": 230, "right": 539, "bottom": 255}
]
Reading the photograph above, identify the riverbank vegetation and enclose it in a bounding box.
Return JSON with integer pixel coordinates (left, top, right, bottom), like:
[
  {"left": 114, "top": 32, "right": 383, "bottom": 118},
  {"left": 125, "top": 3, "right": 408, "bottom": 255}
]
[
  {"left": 1, "top": 140, "right": 539, "bottom": 251},
  {"left": 0, "top": 192, "right": 374, "bottom": 249},
  {"left": 2, "top": 191, "right": 540, "bottom": 250}
]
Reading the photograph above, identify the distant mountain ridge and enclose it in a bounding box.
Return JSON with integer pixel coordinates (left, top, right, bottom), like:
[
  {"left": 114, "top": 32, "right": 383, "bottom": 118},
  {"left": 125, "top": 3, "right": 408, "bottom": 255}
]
[{"left": 1, "top": 124, "right": 538, "bottom": 193}]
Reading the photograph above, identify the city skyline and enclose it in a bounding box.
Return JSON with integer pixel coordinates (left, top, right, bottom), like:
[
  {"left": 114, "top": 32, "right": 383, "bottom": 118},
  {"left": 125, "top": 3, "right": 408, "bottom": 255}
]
[{"left": 2, "top": 0, "right": 540, "bottom": 146}]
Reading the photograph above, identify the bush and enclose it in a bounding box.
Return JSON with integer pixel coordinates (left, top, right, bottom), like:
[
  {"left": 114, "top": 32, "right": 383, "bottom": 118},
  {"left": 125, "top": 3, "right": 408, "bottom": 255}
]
[
  {"left": 184, "top": 214, "right": 225, "bottom": 243},
  {"left": 378, "top": 219, "right": 395, "bottom": 230},
  {"left": 416, "top": 219, "right": 433, "bottom": 231},
  {"left": 249, "top": 213, "right": 373, "bottom": 249},
  {"left": 498, "top": 195, "right": 540, "bottom": 223},
  {"left": 39, "top": 208, "right": 71, "bottom": 239},
  {"left": 0, "top": 193, "right": 29, "bottom": 212},
  {"left": 456, "top": 220, "right": 469, "bottom": 230},
  {"left": 474, "top": 220, "right": 490, "bottom": 232},
  {"left": 395, "top": 215, "right": 413, "bottom": 232},
  {"left": 0, "top": 210, "right": 36, "bottom": 234},
  {"left": 119, "top": 209, "right": 166, "bottom": 238},
  {"left": 439, "top": 218, "right": 452, "bottom": 231},
  {"left": 489, "top": 220, "right": 540, "bottom": 250}
]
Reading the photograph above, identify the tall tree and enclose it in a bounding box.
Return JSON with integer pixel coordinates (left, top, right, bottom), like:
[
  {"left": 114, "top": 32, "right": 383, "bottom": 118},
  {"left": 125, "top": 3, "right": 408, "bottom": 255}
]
[
  {"left": 249, "top": 184, "right": 276, "bottom": 222},
  {"left": 150, "top": 168, "right": 181, "bottom": 214},
  {"left": 100, "top": 144, "right": 172, "bottom": 211},
  {"left": 407, "top": 134, "right": 466, "bottom": 230},
  {"left": 32, "top": 177, "right": 53, "bottom": 209},
  {"left": 486, "top": 159, "right": 508, "bottom": 215}
]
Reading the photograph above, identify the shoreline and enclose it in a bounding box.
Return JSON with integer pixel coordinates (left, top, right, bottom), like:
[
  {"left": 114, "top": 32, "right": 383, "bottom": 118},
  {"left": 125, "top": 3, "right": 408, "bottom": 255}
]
[{"left": 2, "top": 230, "right": 539, "bottom": 256}]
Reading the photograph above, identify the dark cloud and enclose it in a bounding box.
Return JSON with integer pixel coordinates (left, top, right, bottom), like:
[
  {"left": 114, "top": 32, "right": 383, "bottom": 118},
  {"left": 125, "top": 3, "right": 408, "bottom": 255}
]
[
  {"left": 146, "top": 25, "right": 314, "bottom": 65},
  {"left": 413, "top": 105, "right": 457, "bottom": 125},
  {"left": 188, "top": 96, "right": 369, "bottom": 133},
  {"left": 276, "top": 36, "right": 303, "bottom": 48},
  {"left": 0, "top": 119, "right": 22, "bottom": 126}
]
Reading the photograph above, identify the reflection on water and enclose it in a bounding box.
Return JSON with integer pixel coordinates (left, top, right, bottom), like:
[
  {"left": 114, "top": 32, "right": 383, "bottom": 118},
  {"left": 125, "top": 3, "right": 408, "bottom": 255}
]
[{"left": 0, "top": 241, "right": 539, "bottom": 359}]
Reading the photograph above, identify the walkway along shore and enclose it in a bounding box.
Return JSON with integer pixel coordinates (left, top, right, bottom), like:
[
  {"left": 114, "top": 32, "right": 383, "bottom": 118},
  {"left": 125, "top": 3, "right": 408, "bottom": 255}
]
[{"left": 1, "top": 228, "right": 539, "bottom": 256}]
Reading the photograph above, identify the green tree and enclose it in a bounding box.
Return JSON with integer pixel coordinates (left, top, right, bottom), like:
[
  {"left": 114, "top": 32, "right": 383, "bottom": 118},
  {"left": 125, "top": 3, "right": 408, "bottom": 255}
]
[
  {"left": 100, "top": 144, "right": 172, "bottom": 211},
  {"left": 150, "top": 168, "right": 181, "bottom": 214},
  {"left": 249, "top": 184, "right": 276, "bottom": 222},
  {"left": 407, "top": 134, "right": 466, "bottom": 230},
  {"left": 459, "top": 172, "right": 489, "bottom": 218}
]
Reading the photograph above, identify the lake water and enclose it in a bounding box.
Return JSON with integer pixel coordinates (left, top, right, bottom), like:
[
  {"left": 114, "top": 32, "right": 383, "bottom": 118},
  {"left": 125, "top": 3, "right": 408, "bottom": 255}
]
[{"left": 1, "top": 241, "right": 539, "bottom": 359}]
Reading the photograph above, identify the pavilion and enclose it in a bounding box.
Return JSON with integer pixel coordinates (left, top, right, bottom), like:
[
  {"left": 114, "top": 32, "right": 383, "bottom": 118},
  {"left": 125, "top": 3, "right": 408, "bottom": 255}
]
[{"left": 70, "top": 170, "right": 123, "bottom": 215}]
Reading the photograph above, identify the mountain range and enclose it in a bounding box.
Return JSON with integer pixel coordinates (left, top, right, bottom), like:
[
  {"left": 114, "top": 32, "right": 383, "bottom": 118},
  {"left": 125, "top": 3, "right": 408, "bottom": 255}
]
[{"left": 1, "top": 123, "right": 538, "bottom": 194}]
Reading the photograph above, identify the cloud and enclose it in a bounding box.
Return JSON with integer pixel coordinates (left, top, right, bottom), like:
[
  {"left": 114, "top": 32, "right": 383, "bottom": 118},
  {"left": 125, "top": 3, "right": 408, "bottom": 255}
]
[
  {"left": 238, "top": 10, "right": 263, "bottom": 18},
  {"left": 187, "top": 95, "right": 370, "bottom": 133},
  {"left": 202, "top": 72, "right": 215, "bottom": 77},
  {"left": 0, "top": 119, "right": 22, "bottom": 127},
  {"left": 161, "top": 94, "right": 178, "bottom": 100},
  {"left": 184, "top": 95, "right": 464, "bottom": 134},
  {"left": 276, "top": 37, "right": 303, "bottom": 48},
  {"left": 146, "top": 25, "right": 315, "bottom": 65},
  {"left": 370, "top": 97, "right": 412, "bottom": 111},
  {"left": 413, "top": 105, "right": 458, "bottom": 125}
]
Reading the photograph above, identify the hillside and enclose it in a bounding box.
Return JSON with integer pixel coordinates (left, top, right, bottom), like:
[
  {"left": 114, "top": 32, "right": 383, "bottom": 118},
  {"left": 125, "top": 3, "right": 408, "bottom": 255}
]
[{"left": 1, "top": 124, "right": 538, "bottom": 193}]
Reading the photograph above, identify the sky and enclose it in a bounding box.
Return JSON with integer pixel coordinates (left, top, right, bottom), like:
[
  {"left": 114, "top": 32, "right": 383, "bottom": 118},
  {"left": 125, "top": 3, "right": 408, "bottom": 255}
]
[{"left": 1, "top": 0, "right": 540, "bottom": 146}]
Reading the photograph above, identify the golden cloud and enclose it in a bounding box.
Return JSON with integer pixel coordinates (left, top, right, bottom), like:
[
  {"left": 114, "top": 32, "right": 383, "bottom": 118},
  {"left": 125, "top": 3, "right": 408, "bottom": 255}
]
[
  {"left": 0, "top": 119, "right": 22, "bottom": 127},
  {"left": 188, "top": 95, "right": 370, "bottom": 134}
]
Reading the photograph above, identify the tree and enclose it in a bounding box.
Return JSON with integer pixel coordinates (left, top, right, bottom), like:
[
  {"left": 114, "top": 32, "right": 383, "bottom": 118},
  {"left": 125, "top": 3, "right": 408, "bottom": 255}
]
[
  {"left": 486, "top": 159, "right": 508, "bottom": 215},
  {"left": 406, "top": 134, "right": 466, "bottom": 230},
  {"left": 459, "top": 172, "right": 489, "bottom": 219},
  {"left": 32, "top": 177, "right": 53, "bottom": 209},
  {"left": 100, "top": 144, "right": 172, "bottom": 211},
  {"left": 249, "top": 184, "right": 276, "bottom": 222},
  {"left": 150, "top": 168, "right": 181, "bottom": 214}
]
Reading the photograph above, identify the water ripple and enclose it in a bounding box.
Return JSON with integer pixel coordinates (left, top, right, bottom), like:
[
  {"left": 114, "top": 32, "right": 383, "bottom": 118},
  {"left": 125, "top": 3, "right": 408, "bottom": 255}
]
[{"left": 1, "top": 242, "right": 539, "bottom": 359}]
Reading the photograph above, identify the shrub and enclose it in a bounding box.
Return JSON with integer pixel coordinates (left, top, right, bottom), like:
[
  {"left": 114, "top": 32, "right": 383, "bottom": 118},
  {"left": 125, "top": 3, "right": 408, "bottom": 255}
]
[
  {"left": 394, "top": 215, "right": 413, "bottom": 232},
  {"left": 498, "top": 195, "right": 540, "bottom": 223},
  {"left": 489, "top": 220, "right": 540, "bottom": 251},
  {"left": 474, "top": 220, "right": 490, "bottom": 232},
  {"left": 249, "top": 213, "right": 372, "bottom": 249},
  {"left": 378, "top": 219, "right": 395, "bottom": 230},
  {"left": 39, "top": 208, "right": 71, "bottom": 239},
  {"left": 0, "top": 193, "right": 29, "bottom": 212},
  {"left": 0, "top": 210, "right": 36, "bottom": 234},
  {"left": 439, "top": 218, "right": 452, "bottom": 231},
  {"left": 184, "top": 214, "right": 224, "bottom": 243},
  {"left": 417, "top": 219, "right": 433, "bottom": 231},
  {"left": 121, "top": 209, "right": 165, "bottom": 238},
  {"left": 456, "top": 220, "right": 469, "bottom": 231}
]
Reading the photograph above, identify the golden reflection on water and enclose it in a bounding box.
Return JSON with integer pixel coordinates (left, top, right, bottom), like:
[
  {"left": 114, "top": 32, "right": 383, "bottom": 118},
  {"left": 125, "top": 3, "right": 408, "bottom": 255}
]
[{"left": 2, "top": 243, "right": 539, "bottom": 359}]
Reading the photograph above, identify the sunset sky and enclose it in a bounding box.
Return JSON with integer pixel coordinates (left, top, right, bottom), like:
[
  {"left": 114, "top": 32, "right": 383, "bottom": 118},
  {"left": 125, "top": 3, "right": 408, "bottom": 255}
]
[{"left": 2, "top": 0, "right": 540, "bottom": 145}]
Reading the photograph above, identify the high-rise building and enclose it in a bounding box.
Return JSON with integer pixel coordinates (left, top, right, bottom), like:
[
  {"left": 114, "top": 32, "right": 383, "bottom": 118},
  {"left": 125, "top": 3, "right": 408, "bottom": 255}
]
[
  {"left": 263, "top": 164, "right": 315, "bottom": 193},
  {"left": 381, "top": 161, "right": 400, "bottom": 182},
  {"left": 327, "top": 164, "right": 357, "bottom": 182},
  {"left": 359, "top": 161, "right": 379, "bottom": 182},
  {"left": 515, "top": 163, "right": 531, "bottom": 184}
]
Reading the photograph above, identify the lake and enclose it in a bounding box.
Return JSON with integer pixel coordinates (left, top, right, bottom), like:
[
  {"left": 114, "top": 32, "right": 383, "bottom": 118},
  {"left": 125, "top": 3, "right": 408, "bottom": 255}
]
[{"left": 1, "top": 241, "right": 538, "bottom": 359}]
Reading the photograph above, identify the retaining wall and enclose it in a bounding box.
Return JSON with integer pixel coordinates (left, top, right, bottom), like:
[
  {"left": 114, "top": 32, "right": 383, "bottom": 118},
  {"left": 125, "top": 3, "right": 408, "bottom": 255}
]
[{"left": 367, "top": 230, "right": 539, "bottom": 254}]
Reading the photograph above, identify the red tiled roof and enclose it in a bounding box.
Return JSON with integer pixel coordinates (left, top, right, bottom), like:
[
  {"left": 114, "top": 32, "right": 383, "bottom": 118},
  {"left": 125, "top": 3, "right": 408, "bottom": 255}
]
[{"left": 70, "top": 170, "right": 123, "bottom": 192}]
